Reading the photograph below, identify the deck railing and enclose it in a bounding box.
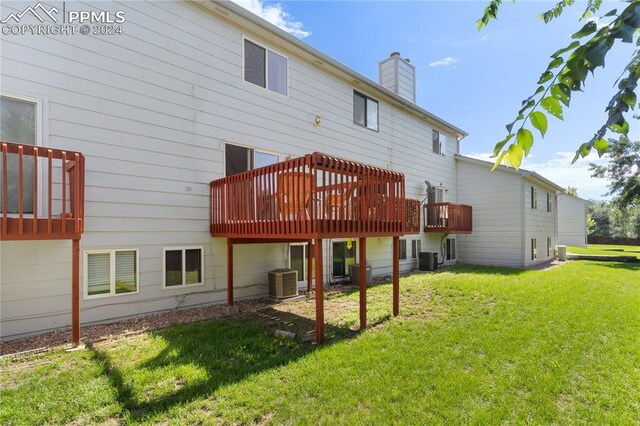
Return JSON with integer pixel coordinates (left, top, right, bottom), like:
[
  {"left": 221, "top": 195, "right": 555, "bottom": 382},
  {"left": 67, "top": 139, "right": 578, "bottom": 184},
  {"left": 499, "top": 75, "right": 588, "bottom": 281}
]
[
  {"left": 1, "top": 141, "right": 85, "bottom": 240},
  {"left": 423, "top": 202, "right": 472, "bottom": 234},
  {"left": 211, "top": 152, "right": 420, "bottom": 239}
]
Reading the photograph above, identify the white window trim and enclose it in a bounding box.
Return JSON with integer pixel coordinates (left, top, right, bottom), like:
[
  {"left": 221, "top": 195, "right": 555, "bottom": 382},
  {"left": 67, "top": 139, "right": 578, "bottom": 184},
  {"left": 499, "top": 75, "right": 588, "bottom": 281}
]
[
  {"left": 411, "top": 239, "right": 422, "bottom": 259},
  {"left": 432, "top": 130, "right": 447, "bottom": 156},
  {"left": 531, "top": 238, "right": 538, "bottom": 261},
  {"left": 444, "top": 236, "right": 457, "bottom": 262},
  {"left": 399, "top": 239, "right": 408, "bottom": 261},
  {"left": 162, "top": 246, "right": 205, "bottom": 289},
  {"left": 84, "top": 249, "right": 140, "bottom": 300},
  {"left": 241, "top": 35, "right": 290, "bottom": 98},
  {"left": 223, "top": 141, "right": 282, "bottom": 177},
  {"left": 353, "top": 90, "right": 380, "bottom": 132}
]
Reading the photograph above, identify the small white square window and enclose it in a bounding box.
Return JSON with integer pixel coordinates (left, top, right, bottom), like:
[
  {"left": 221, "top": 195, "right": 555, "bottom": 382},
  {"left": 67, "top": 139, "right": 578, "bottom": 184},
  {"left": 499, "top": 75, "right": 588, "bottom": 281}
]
[
  {"left": 244, "top": 38, "right": 288, "bottom": 96},
  {"left": 163, "top": 247, "right": 204, "bottom": 288},
  {"left": 85, "top": 249, "right": 138, "bottom": 299}
]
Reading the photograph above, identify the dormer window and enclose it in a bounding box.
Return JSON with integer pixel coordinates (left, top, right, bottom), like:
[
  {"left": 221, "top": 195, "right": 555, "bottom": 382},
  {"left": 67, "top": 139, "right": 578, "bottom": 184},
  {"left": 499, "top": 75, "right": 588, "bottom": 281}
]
[{"left": 243, "top": 39, "right": 288, "bottom": 96}]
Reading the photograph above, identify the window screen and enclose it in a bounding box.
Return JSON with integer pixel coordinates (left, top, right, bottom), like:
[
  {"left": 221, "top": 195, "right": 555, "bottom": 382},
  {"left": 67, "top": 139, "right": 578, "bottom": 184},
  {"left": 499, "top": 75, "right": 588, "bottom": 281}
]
[
  {"left": 399, "top": 240, "right": 407, "bottom": 260},
  {"left": 432, "top": 130, "right": 440, "bottom": 154},
  {"left": 366, "top": 98, "right": 378, "bottom": 130},
  {"left": 87, "top": 253, "right": 111, "bottom": 296},
  {"left": 225, "top": 144, "right": 252, "bottom": 176},
  {"left": 244, "top": 39, "right": 266, "bottom": 87},
  {"left": 531, "top": 238, "right": 537, "bottom": 260},
  {"left": 353, "top": 92, "right": 366, "bottom": 127},
  {"left": 0, "top": 96, "right": 36, "bottom": 214},
  {"left": 267, "top": 50, "right": 287, "bottom": 95},
  {"left": 165, "top": 250, "right": 183, "bottom": 287},
  {"left": 115, "top": 250, "right": 137, "bottom": 294},
  {"left": 185, "top": 248, "right": 202, "bottom": 285},
  {"left": 411, "top": 240, "right": 421, "bottom": 259},
  {"left": 254, "top": 151, "right": 278, "bottom": 168}
]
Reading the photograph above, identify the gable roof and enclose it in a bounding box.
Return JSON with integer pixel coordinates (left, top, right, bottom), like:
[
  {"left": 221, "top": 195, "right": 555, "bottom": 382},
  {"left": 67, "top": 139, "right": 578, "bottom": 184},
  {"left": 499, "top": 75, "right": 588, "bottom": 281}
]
[
  {"left": 200, "top": 0, "right": 468, "bottom": 139},
  {"left": 455, "top": 154, "right": 565, "bottom": 192}
]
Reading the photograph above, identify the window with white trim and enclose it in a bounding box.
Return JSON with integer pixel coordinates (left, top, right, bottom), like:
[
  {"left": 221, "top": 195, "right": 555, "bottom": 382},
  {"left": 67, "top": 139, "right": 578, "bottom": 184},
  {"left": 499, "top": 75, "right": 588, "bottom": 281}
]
[
  {"left": 243, "top": 39, "right": 288, "bottom": 96},
  {"left": 85, "top": 250, "right": 138, "bottom": 298},
  {"left": 445, "top": 237, "right": 456, "bottom": 261},
  {"left": 411, "top": 239, "right": 422, "bottom": 259},
  {"left": 399, "top": 239, "right": 407, "bottom": 260},
  {"left": 531, "top": 238, "right": 537, "bottom": 261},
  {"left": 531, "top": 187, "right": 538, "bottom": 210},
  {"left": 164, "top": 247, "right": 204, "bottom": 288},
  {"left": 353, "top": 91, "right": 379, "bottom": 131},
  {"left": 547, "top": 237, "right": 552, "bottom": 257},
  {"left": 546, "top": 193, "right": 552, "bottom": 212},
  {"left": 432, "top": 130, "right": 446, "bottom": 156},
  {"left": 0, "top": 95, "right": 37, "bottom": 214},
  {"left": 225, "top": 143, "right": 279, "bottom": 176}
]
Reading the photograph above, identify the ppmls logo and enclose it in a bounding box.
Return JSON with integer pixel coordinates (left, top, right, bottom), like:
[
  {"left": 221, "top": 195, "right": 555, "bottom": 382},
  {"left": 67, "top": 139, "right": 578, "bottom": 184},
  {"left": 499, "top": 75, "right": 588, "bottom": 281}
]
[
  {"left": 0, "top": 3, "right": 59, "bottom": 24},
  {"left": 1, "top": 2, "right": 125, "bottom": 36}
]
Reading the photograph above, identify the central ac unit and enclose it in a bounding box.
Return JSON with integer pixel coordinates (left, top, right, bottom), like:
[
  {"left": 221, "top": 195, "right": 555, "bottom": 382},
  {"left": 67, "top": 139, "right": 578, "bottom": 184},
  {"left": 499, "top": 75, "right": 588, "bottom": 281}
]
[{"left": 268, "top": 269, "right": 298, "bottom": 299}]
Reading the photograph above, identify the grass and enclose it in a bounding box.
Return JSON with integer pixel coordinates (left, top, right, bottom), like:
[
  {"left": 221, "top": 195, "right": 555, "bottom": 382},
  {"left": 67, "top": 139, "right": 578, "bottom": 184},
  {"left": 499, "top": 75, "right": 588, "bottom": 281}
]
[
  {"left": 1, "top": 261, "right": 639, "bottom": 425},
  {"left": 567, "top": 243, "right": 640, "bottom": 259}
]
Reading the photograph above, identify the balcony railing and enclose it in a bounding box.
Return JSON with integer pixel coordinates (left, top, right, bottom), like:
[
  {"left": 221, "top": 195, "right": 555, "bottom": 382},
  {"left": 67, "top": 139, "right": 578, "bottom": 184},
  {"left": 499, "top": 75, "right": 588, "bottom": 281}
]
[
  {"left": 423, "top": 202, "right": 472, "bottom": 234},
  {"left": 211, "top": 152, "right": 420, "bottom": 240},
  {"left": 1, "top": 141, "right": 85, "bottom": 240}
]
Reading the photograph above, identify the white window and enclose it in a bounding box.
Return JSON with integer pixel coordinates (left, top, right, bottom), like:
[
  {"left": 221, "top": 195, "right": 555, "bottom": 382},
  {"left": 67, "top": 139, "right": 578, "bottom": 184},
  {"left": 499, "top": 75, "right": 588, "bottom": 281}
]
[
  {"left": 0, "top": 94, "right": 39, "bottom": 214},
  {"left": 411, "top": 239, "right": 422, "bottom": 259},
  {"left": 243, "top": 38, "right": 288, "bottom": 96},
  {"left": 531, "top": 187, "right": 538, "bottom": 210},
  {"left": 163, "top": 247, "right": 204, "bottom": 288},
  {"left": 546, "top": 193, "right": 552, "bottom": 213},
  {"left": 531, "top": 238, "right": 537, "bottom": 261},
  {"left": 85, "top": 250, "right": 138, "bottom": 299},
  {"left": 399, "top": 239, "right": 407, "bottom": 260},
  {"left": 547, "top": 237, "right": 552, "bottom": 257},
  {"left": 225, "top": 143, "right": 279, "bottom": 176},
  {"left": 432, "top": 130, "right": 446, "bottom": 156},
  {"left": 445, "top": 237, "right": 456, "bottom": 261},
  {"left": 353, "top": 91, "right": 379, "bottom": 131}
]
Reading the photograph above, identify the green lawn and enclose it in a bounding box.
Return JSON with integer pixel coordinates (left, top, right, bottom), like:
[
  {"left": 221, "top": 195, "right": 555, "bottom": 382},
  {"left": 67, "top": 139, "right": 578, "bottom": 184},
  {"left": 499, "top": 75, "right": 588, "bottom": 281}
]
[
  {"left": 567, "top": 243, "right": 640, "bottom": 259},
  {"left": 2, "top": 261, "right": 639, "bottom": 425}
]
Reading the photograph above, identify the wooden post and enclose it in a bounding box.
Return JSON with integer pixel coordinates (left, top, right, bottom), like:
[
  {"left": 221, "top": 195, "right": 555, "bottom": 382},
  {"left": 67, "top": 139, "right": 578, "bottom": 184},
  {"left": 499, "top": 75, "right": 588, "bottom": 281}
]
[
  {"left": 71, "top": 238, "right": 80, "bottom": 347},
  {"left": 359, "top": 237, "right": 367, "bottom": 330},
  {"left": 315, "top": 238, "right": 324, "bottom": 343},
  {"left": 392, "top": 236, "right": 399, "bottom": 317},
  {"left": 227, "top": 240, "right": 234, "bottom": 306},
  {"left": 307, "top": 240, "right": 313, "bottom": 294}
]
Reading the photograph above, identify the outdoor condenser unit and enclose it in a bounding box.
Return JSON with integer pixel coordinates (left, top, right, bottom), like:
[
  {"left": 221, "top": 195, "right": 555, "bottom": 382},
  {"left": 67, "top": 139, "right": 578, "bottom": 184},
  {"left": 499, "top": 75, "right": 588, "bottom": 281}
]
[{"left": 268, "top": 269, "right": 298, "bottom": 299}]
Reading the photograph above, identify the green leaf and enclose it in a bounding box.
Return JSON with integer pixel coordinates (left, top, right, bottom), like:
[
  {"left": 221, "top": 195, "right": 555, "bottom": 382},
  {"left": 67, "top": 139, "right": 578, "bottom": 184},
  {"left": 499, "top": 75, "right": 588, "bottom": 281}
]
[
  {"left": 540, "top": 97, "right": 564, "bottom": 120},
  {"left": 593, "top": 138, "right": 608, "bottom": 157},
  {"left": 551, "top": 41, "right": 581, "bottom": 58},
  {"left": 491, "top": 152, "right": 507, "bottom": 171},
  {"left": 537, "top": 71, "right": 554, "bottom": 84},
  {"left": 572, "top": 143, "right": 592, "bottom": 164},
  {"left": 571, "top": 21, "right": 597, "bottom": 39},
  {"left": 519, "top": 100, "right": 535, "bottom": 116},
  {"left": 516, "top": 128, "right": 534, "bottom": 156},
  {"left": 612, "top": 23, "right": 637, "bottom": 43},
  {"left": 608, "top": 119, "right": 630, "bottom": 135},
  {"left": 493, "top": 134, "right": 514, "bottom": 156},
  {"left": 585, "top": 39, "right": 613, "bottom": 68},
  {"left": 529, "top": 112, "right": 548, "bottom": 138},
  {"left": 551, "top": 83, "right": 571, "bottom": 107},
  {"left": 603, "top": 9, "right": 617, "bottom": 17},
  {"left": 547, "top": 57, "right": 564, "bottom": 70},
  {"left": 506, "top": 143, "right": 524, "bottom": 170},
  {"left": 621, "top": 90, "right": 637, "bottom": 109}
]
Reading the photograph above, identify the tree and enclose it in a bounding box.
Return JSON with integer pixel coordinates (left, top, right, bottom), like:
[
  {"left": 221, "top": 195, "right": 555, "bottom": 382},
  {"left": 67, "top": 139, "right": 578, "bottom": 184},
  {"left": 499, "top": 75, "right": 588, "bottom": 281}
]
[
  {"left": 566, "top": 186, "right": 578, "bottom": 196},
  {"left": 589, "top": 135, "right": 640, "bottom": 207},
  {"left": 588, "top": 200, "right": 613, "bottom": 236},
  {"left": 478, "top": 0, "right": 640, "bottom": 171}
]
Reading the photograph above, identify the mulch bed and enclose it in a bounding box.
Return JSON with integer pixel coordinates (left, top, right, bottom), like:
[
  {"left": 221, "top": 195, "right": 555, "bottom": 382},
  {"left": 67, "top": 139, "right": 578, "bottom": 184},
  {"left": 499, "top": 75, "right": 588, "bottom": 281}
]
[{"left": 0, "top": 298, "right": 273, "bottom": 356}]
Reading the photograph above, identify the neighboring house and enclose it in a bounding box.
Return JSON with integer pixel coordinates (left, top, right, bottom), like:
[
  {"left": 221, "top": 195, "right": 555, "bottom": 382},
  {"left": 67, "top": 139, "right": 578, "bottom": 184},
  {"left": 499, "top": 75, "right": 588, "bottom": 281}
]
[
  {"left": 455, "top": 155, "right": 564, "bottom": 268},
  {"left": 0, "top": 0, "right": 471, "bottom": 340},
  {"left": 557, "top": 194, "right": 589, "bottom": 247}
]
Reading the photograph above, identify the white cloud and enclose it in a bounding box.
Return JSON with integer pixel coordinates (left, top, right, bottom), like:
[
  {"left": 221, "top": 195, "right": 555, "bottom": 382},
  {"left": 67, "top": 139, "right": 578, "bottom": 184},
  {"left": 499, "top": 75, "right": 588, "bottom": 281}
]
[
  {"left": 464, "top": 151, "right": 610, "bottom": 200},
  {"left": 429, "top": 57, "right": 458, "bottom": 68},
  {"left": 231, "top": 0, "right": 310, "bottom": 38}
]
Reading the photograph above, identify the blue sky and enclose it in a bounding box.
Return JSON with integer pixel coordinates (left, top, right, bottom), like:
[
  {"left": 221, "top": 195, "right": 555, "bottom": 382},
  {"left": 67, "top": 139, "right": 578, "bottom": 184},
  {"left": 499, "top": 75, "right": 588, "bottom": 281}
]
[{"left": 233, "top": 0, "right": 639, "bottom": 201}]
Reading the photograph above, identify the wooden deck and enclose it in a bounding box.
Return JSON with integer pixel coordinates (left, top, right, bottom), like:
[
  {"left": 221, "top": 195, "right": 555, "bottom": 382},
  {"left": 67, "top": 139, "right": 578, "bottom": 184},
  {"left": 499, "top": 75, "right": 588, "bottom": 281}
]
[
  {"left": 210, "top": 152, "right": 420, "bottom": 241},
  {"left": 423, "top": 202, "right": 472, "bottom": 234}
]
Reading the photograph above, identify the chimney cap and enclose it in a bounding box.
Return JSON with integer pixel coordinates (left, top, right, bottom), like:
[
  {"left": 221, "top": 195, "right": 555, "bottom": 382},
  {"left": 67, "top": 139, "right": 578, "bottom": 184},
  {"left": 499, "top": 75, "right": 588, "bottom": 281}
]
[{"left": 390, "top": 51, "right": 401, "bottom": 57}]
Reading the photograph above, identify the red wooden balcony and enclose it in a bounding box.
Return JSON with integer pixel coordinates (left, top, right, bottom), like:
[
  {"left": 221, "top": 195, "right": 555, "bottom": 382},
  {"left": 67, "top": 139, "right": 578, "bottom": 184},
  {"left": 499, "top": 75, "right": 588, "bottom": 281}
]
[
  {"left": 423, "top": 202, "right": 472, "bottom": 234},
  {"left": 210, "top": 152, "right": 420, "bottom": 241},
  {"left": 1, "top": 141, "right": 85, "bottom": 241}
]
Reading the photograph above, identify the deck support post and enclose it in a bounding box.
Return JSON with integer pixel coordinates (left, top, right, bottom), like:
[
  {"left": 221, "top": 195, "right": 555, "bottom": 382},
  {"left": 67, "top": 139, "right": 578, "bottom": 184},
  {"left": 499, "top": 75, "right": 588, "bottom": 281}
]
[
  {"left": 307, "top": 240, "right": 313, "bottom": 294},
  {"left": 359, "top": 237, "right": 367, "bottom": 330},
  {"left": 392, "top": 236, "right": 399, "bottom": 317},
  {"left": 315, "top": 238, "right": 324, "bottom": 344},
  {"left": 71, "top": 238, "right": 80, "bottom": 347},
  {"left": 227, "top": 240, "right": 234, "bottom": 306}
]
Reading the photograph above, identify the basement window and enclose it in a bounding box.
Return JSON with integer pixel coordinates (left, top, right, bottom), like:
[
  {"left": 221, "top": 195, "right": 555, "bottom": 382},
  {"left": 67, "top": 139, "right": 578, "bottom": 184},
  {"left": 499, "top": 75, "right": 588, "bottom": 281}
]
[
  {"left": 353, "top": 91, "right": 379, "bottom": 131},
  {"left": 85, "top": 250, "right": 138, "bottom": 299},
  {"left": 399, "top": 239, "right": 407, "bottom": 260},
  {"left": 164, "top": 247, "right": 204, "bottom": 288},
  {"left": 547, "top": 237, "right": 552, "bottom": 257},
  {"left": 531, "top": 238, "right": 537, "bottom": 261},
  {"left": 243, "top": 38, "right": 288, "bottom": 96},
  {"left": 411, "top": 239, "right": 422, "bottom": 259}
]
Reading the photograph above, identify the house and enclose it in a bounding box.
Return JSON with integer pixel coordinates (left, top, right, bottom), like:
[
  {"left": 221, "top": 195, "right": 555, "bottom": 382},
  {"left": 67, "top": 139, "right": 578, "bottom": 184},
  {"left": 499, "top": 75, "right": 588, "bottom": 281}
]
[
  {"left": 0, "top": 0, "right": 472, "bottom": 342},
  {"left": 557, "top": 194, "right": 589, "bottom": 247},
  {"left": 455, "top": 155, "right": 564, "bottom": 268}
]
